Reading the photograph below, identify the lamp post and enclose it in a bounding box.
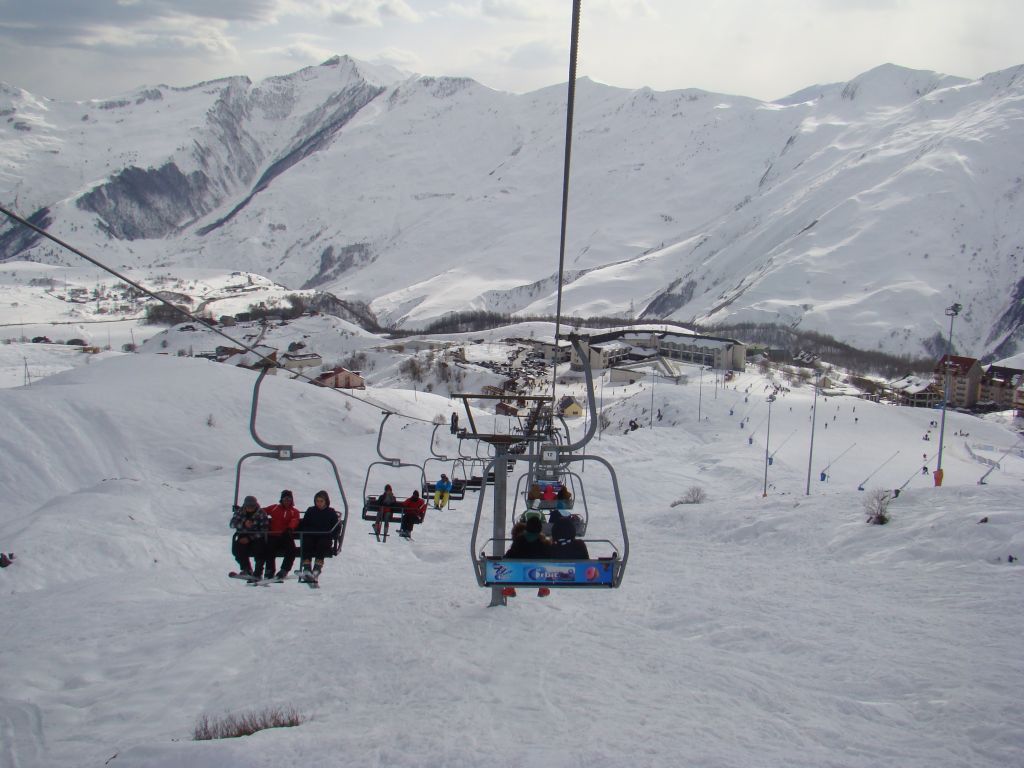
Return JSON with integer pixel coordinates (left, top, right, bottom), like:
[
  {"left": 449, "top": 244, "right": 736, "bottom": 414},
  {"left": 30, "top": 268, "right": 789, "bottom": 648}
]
[
  {"left": 650, "top": 367, "right": 655, "bottom": 429},
  {"left": 935, "top": 302, "right": 962, "bottom": 486},
  {"left": 763, "top": 394, "right": 776, "bottom": 497},
  {"left": 698, "top": 366, "right": 704, "bottom": 421},
  {"left": 805, "top": 362, "right": 820, "bottom": 495}
]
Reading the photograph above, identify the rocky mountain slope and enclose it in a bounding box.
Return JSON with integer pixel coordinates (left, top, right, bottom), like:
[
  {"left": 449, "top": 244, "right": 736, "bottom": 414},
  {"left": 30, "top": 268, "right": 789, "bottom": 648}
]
[{"left": 2, "top": 56, "right": 1023, "bottom": 359}]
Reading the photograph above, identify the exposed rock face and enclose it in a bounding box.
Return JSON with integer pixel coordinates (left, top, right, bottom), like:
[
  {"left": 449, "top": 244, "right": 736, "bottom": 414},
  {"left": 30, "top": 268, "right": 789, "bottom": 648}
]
[{"left": 3, "top": 59, "right": 1024, "bottom": 357}]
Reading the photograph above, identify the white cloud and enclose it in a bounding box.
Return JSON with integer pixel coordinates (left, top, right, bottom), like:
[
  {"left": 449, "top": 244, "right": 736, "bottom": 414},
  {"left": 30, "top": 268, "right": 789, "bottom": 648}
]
[
  {"left": 504, "top": 39, "right": 563, "bottom": 70},
  {"left": 479, "top": 0, "right": 558, "bottom": 22},
  {"left": 254, "top": 38, "right": 336, "bottom": 64},
  {"left": 71, "top": 16, "right": 238, "bottom": 58},
  {"left": 297, "top": 0, "right": 422, "bottom": 26},
  {"left": 370, "top": 46, "right": 422, "bottom": 71}
]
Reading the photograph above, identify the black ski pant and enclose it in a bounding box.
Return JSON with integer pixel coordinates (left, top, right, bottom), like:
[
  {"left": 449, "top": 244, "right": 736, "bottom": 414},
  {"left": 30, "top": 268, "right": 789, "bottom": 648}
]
[
  {"left": 232, "top": 534, "right": 267, "bottom": 576},
  {"left": 265, "top": 533, "right": 297, "bottom": 576}
]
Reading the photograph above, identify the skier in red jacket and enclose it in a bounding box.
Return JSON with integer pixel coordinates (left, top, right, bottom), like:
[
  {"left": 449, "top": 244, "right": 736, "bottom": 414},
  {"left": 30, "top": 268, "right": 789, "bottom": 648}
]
[
  {"left": 262, "top": 489, "right": 301, "bottom": 580},
  {"left": 398, "top": 490, "right": 427, "bottom": 539}
]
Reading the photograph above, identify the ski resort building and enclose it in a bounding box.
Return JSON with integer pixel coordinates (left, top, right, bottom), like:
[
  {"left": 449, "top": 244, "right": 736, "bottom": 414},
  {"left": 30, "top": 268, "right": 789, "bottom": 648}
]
[
  {"left": 888, "top": 374, "right": 941, "bottom": 408},
  {"left": 281, "top": 352, "right": 323, "bottom": 373},
  {"left": 314, "top": 367, "right": 366, "bottom": 389},
  {"left": 978, "top": 365, "right": 1024, "bottom": 410},
  {"left": 933, "top": 355, "right": 983, "bottom": 408},
  {"left": 568, "top": 327, "right": 746, "bottom": 372}
]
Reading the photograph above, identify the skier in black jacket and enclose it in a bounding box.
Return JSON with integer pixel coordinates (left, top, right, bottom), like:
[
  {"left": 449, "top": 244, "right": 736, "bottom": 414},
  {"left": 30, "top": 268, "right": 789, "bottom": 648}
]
[
  {"left": 298, "top": 490, "right": 340, "bottom": 583},
  {"left": 549, "top": 516, "right": 589, "bottom": 559},
  {"left": 502, "top": 515, "right": 553, "bottom": 598}
]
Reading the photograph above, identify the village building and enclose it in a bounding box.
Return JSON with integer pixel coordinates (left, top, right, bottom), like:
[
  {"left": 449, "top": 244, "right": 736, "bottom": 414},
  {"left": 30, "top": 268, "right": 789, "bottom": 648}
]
[
  {"left": 978, "top": 365, "right": 1024, "bottom": 410},
  {"left": 314, "top": 367, "right": 366, "bottom": 389},
  {"left": 225, "top": 344, "right": 278, "bottom": 370},
  {"left": 495, "top": 401, "right": 521, "bottom": 417},
  {"left": 887, "top": 374, "right": 942, "bottom": 408},
  {"left": 280, "top": 352, "right": 323, "bottom": 374},
  {"left": 567, "top": 327, "right": 746, "bottom": 372},
  {"left": 557, "top": 395, "right": 584, "bottom": 417},
  {"left": 1014, "top": 382, "right": 1024, "bottom": 417},
  {"left": 526, "top": 339, "right": 572, "bottom": 364},
  {"left": 609, "top": 367, "right": 642, "bottom": 385},
  {"left": 933, "top": 355, "right": 983, "bottom": 408}
]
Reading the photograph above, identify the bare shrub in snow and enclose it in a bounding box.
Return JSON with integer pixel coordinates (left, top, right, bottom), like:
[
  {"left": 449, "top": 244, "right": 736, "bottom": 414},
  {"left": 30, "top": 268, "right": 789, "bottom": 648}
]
[
  {"left": 671, "top": 486, "right": 707, "bottom": 506},
  {"left": 864, "top": 489, "right": 892, "bottom": 525},
  {"left": 193, "top": 706, "right": 304, "bottom": 740}
]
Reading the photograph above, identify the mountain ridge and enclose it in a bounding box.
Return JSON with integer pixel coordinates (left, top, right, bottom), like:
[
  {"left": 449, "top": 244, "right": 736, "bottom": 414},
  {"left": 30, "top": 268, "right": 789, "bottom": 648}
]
[{"left": 2, "top": 57, "right": 1023, "bottom": 359}]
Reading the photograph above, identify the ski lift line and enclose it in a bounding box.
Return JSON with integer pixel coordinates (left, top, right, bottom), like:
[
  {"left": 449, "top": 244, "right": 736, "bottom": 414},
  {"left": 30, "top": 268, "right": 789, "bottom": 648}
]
[
  {"left": 978, "top": 436, "right": 1024, "bottom": 485},
  {"left": 893, "top": 449, "right": 937, "bottom": 491},
  {"left": 0, "top": 203, "right": 441, "bottom": 427},
  {"left": 427, "top": 423, "right": 452, "bottom": 461},
  {"left": 550, "top": 0, "right": 583, "bottom": 408},
  {"left": 857, "top": 450, "right": 901, "bottom": 490},
  {"left": 769, "top": 429, "right": 799, "bottom": 459},
  {"left": 819, "top": 443, "right": 857, "bottom": 474}
]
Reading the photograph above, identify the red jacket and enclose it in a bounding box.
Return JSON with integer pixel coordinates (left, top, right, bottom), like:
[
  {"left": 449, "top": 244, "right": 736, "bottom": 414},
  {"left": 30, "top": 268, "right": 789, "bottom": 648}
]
[
  {"left": 403, "top": 496, "right": 428, "bottom": 522},
  {"left": 264, "top": 502, "right": 301, "bottom": 535}
]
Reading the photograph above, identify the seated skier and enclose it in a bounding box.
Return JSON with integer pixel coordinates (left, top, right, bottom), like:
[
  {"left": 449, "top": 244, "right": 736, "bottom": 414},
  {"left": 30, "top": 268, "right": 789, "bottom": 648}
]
[
  {"left": 398, "top": 490, "right": 427, "bottom": 539},
  {"left": 230, "top": 495, "right": 269, "bottom": 581},
  {"left": 372, "top": 484, "right": 398, "bottom": 536},
  {"left": 502, "top": 514, "right": 553, "bottom": 598},
  {"left": 434, "top": 474, "right": 453, "bottom": 509},
  {"left": 263, "top": 489, "right": 300, "bottom": 581},
  {"left": 549, "top": 516, "right": 589, "bottom": 560},
  {"left": 297, "top": 490, "right": 340, "bottom": 583}
]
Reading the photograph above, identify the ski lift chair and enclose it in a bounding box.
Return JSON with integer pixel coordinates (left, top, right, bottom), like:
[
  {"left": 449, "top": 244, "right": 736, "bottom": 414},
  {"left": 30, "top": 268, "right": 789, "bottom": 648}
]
[
  {"left": 361, "top": 413, "right": 427, "bottom": 542},
  {"left": 471, "top": 443, "right": 626, "bottom": 589},
  {"left": 421, "top": 426, "right": 467, "bottom": 505},
  {"left": 232, "top": 365, "right": 349, "bottom": 562},
  {"left": 513, "top": 464, "right": 588, "bottom": 538}
]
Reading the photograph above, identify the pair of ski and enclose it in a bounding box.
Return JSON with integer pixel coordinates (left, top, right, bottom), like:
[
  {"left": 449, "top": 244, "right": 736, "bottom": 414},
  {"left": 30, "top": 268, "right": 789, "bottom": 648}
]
[{"left": 228, "top": 571, "right": 319, "bottom": 588}]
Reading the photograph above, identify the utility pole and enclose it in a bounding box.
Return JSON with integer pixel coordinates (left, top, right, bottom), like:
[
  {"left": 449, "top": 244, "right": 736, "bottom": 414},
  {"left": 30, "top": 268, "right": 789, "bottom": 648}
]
[
  {"left": 805, "top": 364, "right": 820, "bottom": 495},
  {"left": 698, "top": 366, "right": 704, "bottom": 421},
  {"left": 763, "top": 394, "right": 776, "bottom": 497},
  {"left": 649, "top": 368, "right": 655, "bottom": 429},
  {"left": 935, "top": 302, "right": 962, "bottom": 486}
]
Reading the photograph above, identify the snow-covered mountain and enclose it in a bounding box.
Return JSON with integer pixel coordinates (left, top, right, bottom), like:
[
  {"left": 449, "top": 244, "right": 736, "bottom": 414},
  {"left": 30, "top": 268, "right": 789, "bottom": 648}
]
[{"left": 2, "top": 56, "right": 1023, "bottom": 359}]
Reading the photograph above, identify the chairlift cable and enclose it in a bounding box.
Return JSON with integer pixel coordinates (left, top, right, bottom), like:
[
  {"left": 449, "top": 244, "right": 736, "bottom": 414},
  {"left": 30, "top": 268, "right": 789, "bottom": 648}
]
[
  {"left": 550, "top": 0, "right": 583, "bottom": 410},
  {"left": 0, "top": 203, "right": 438, "bottom": 425}
]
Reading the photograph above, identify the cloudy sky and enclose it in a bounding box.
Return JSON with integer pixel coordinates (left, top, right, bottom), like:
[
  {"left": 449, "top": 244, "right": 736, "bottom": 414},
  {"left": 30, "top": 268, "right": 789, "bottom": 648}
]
[{"left": 1, "top": 0, "right": 1021, "bottom": 102}]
